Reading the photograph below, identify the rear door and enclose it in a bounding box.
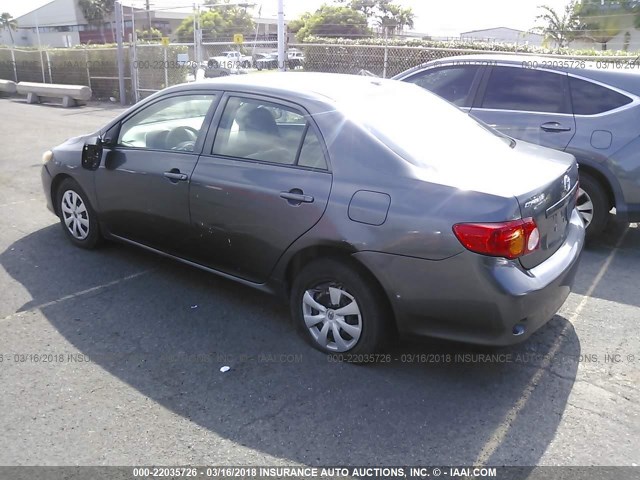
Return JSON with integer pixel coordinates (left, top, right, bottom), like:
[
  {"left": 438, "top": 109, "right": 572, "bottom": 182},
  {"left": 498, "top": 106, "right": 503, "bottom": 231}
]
[
  {"left": 188, "top": 94, "right": 332, "bottom": 283},
  {"left": 470, "top": 65, "right": 576, "bottom": 151}
]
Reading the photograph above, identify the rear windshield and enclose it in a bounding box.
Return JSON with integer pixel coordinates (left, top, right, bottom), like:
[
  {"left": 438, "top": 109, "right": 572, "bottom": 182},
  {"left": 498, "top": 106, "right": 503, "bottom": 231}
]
[{"left": 339, "top": 82, "right": 514, "bottom": 168}]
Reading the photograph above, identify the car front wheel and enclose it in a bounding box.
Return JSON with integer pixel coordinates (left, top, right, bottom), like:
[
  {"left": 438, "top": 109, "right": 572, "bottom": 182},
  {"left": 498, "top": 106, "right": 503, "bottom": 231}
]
[
  {"left": 56, "top": 178, "right": 101, "bottom": 249},
  {"left": 290, "top": 258, "right": 389, "bottom": 355}
]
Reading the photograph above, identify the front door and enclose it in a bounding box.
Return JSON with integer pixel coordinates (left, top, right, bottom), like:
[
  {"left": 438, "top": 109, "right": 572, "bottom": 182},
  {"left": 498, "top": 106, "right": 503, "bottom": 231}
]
[{"left": 95, "top": 93, "right": 218, "bottom": 254}]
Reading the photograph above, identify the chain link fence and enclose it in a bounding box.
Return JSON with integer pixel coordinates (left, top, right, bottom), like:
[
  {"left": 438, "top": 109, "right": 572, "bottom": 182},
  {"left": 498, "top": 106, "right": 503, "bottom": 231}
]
[
  {"left": 133, "top": 44, "right": 192, "bottom": 100},
  {"left": 2, "top": 43, "right": 640, "bottom": 104},
  {"left": 293, "top": 43, "right": 640, "bottom": 78},
  {"left": 0, "top": 46, "right": 135, "bottom": 101},
  {"left": 201, "top": 41, "right": 278, "bottom": 63}
]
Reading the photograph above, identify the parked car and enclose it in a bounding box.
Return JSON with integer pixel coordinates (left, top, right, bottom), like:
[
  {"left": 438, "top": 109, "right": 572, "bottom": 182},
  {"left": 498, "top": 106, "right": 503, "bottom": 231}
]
[
  {"left": 255, "top": 50, "right": 305, "bottom": 70},
  {"left": 207, "top": 50, "right": 252, "bottom": 69},
  {"left": 255, "top": 52, "right": 279, "bottom": 71},
  {"left": 288, "top": 50, "right": 305, "bottom": 69},
  {"left": 252, "top": 52, "right": 272, "bottom": 65},
  {"left": 41, "top": 73, "right": 584, "bottom": 355},
  {"left": 394, "top": 55, "right": 640, "bottom": 237}
]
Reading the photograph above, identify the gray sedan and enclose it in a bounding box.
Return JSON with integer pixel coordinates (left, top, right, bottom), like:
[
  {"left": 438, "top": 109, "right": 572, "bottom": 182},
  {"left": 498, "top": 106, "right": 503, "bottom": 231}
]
[{"left": 41, "top": 73, "right": 585, "bottom": 355}]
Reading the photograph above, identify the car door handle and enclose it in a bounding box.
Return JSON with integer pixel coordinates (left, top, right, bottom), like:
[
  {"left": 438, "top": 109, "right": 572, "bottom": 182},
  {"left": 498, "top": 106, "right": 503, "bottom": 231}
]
[
  {"left": 540, "top": 122, "right": 572, "bottom": 133},
  {"left": 163, "top": 170, "right": 188, "bottom": 182},
  {"left": 280, "top": 190, "right": 314, "bottom": 205}
]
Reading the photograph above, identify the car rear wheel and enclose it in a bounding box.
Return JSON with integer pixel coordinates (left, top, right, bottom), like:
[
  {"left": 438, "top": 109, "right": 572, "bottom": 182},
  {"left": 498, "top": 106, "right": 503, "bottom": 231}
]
[
  {"left": 56, "top": 178, "right": 101, "bottom": 249},
  {"left": 290, "top": 258, "right": 389, "bottom": 355},
  {"left": 577, "top": 172, "right": 609, "bottom": 238}
]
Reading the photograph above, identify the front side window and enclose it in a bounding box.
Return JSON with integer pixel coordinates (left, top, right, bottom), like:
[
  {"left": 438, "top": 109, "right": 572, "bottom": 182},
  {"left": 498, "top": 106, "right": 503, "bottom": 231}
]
[
  {"left": 118, "top": 94, "right": 216, "bottom": 152},
  {"left": 405, "top": 66, "right": 480, "bottom": 107},
  {"left": 569, "top": 76, "right": 632, "bottom": 115},
  {"left": 482, "top": 67, "right": 569, "bottom": 114},
  {"left": 212, "top": 96, "right": 326, "bottom": 168}
]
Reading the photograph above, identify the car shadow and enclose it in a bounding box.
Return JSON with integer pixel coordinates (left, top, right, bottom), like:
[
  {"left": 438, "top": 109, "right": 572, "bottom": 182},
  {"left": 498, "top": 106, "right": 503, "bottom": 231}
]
[
  {"left": 573, "top": 221, "right": 640, "bottom": 308},
  {"left": 1, "top": 224, "right": 581, "bottom": 466}
]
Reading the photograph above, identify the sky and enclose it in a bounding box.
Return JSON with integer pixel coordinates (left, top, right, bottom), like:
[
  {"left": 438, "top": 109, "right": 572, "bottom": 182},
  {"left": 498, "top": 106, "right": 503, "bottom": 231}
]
[{"left": 2, "top": 0, "right": 572, "bottom": 37}]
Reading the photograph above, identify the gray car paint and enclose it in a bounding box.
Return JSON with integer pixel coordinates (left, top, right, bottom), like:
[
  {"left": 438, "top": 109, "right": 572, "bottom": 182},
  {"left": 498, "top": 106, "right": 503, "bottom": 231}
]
[{"left": 41, "top": 73, "right": 585, "bottom": 345}]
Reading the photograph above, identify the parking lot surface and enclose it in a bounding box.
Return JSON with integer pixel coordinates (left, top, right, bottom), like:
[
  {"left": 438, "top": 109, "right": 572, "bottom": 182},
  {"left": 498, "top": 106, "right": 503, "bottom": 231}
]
[{"left": 0, "top": 98, "right": 638, "bottom": 467}]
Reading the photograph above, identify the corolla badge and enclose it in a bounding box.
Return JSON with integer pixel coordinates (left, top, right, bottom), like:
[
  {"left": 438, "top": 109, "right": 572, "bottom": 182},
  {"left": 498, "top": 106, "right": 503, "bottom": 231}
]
[
  {"left": 563, "top": 175, "right": 571, "bottom": 194},
  {"left": 524, "top": 193, "right": 547, "bottom": 209}
]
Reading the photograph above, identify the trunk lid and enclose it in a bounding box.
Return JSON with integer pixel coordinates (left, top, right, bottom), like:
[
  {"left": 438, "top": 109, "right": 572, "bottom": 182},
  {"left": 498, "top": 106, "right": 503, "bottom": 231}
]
[{"left": 511, "top": 141, "right": 579, "bottom": 269}]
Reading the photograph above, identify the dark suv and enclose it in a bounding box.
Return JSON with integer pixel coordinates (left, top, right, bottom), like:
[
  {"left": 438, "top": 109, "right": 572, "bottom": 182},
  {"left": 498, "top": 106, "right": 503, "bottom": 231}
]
[{"left": 394, "top": 54, "right": 640, "bottom": 237}]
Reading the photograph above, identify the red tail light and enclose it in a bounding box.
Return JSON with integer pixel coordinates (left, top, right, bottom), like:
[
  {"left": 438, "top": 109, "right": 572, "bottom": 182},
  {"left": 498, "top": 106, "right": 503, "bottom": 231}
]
[{"left": 453, "top": 218, "right": 540, "bottom": 260}]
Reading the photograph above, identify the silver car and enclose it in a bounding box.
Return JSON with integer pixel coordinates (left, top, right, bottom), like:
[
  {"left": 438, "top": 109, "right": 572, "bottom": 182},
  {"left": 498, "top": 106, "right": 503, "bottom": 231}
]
[
  {"left": 41, "top": 73, "right": 585, "bottom": 355},
  {"left": 394, "top": 54, "right": 640, "bottom": 238}
]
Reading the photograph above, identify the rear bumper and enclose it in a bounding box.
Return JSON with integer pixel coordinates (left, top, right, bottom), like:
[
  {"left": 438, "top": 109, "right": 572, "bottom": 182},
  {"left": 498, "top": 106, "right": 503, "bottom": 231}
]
[{"left": 354, "top": 209, "right": 585, "bottom": 346}]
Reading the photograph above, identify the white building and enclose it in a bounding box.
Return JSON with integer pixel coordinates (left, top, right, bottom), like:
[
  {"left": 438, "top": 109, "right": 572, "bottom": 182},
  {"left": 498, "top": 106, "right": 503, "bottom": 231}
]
[
  {"left": 0, "top": 0, "right": 189, "bottom": 48},
  {"left": 460, "top": 27, "right": 545, "bottom": 47}
]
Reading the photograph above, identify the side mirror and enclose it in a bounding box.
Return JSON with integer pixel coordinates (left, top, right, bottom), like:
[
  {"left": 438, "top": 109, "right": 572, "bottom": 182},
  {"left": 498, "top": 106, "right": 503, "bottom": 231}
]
[{"left": 82, "top": 136, "right": 103, "bottom": 171}]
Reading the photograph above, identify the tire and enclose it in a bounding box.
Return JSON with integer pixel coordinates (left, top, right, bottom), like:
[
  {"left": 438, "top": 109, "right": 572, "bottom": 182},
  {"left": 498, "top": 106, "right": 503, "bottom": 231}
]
[
  {"left": 290, "top": 258, "right": 390, "bottom": 355},
  {"left": 577, "top": 172, "right": 609, "bottom": 239},
  {"left": 56, "top": 178, "right": 101, "bottom": 249}
]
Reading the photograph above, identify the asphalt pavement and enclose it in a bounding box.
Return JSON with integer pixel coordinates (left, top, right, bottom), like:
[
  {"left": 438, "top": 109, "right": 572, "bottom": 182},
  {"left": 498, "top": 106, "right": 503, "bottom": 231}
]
[{"left": 0, "top": 98, "right": 638, "bottom": 468}]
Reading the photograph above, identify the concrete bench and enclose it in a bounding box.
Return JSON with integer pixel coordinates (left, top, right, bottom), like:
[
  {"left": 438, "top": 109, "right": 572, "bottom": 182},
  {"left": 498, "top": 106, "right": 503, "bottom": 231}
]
[
  {"left": 0, "top": 80, "right": 17, "bottom": 95},
  {"left": 16, "top": 82, "right": 92, "bottom": 107}
]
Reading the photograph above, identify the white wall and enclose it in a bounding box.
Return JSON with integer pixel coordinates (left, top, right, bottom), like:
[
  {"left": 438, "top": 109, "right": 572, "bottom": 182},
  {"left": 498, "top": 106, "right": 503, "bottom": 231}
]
[
  {"left": 461, "top": 27, "right": 545, "bottom": 47},
  {"left": 17, "top": 0, "right": 82, "bottom": 28}
]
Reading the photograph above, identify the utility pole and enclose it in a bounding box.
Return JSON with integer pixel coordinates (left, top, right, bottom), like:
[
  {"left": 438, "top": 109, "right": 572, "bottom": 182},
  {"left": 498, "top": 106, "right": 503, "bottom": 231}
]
[
  {"left": 145, "top": 0, "right": 152, "bottom": 33},
  {"left": 115, "top": 1, "right": 126, "bottom": 105},
  {"left": 34, "top": 13, "right": 46, "bottom": 82},
  {"left": 277, "top": 0, "right": 285, "bottom": 71}
]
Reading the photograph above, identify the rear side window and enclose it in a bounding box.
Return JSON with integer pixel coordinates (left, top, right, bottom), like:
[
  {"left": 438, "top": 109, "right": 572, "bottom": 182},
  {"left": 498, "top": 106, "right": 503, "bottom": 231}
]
[
  {"left": 298, "top": 128, "right": 327, "bottom": 170},
  {"left": 405, "top": 66, "right": 480, "bottom": 107},
  {"left": 482, "top": 67, "right": 569, "bottom": 114},
  {"left": 212, "top": 96, "right": 327, "bottom": 169},
  {"left": 569, "top": 76, "right": 632, "bottom": 115}
]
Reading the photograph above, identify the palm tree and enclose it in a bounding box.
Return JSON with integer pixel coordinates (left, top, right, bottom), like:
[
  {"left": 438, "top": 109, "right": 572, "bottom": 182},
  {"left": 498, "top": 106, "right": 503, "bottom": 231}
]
[
  {"left": 77, "top": 0, "right": 115, "bottom": 43},
  {"left": 535, "top": 1, "right": 582, "bottom": 48},
  {"left": 376, "top": 3, "right": 414, "bottom": 36},
  {"left": 575, "top": 0, "right": 625, "bottom": 50},
  {"left": 0, "top": 12, "right": 18, "bottom": 45}
]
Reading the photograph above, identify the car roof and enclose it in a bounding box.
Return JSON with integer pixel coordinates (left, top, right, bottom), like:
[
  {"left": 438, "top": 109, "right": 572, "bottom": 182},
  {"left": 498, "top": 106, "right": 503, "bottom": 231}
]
[
  {"left": 164, "top": 72, "right": 422, "bottom": 105},
  {"left": 422, "top": 53, "right": 640, "bottom": 70},
  {"left": 396, "top": 53, "right": 640, "bottom": 96}
]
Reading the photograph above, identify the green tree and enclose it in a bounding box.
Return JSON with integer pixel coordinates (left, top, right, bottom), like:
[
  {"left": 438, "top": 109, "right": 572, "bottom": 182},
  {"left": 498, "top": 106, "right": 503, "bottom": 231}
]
[
  {"left": 621, "top": 0, "right": 640, "bottom": 28},
  {"left": 534, "top": 1, "right": 582, "bottom": 48},
  {"left": 294, "top": 5, "right": 372, "bottom": 42},
  {"left": 575, "top": 0, "right": 634, "bottom": 50},
  {"left": 337, "top": 0, "right": 415, "bottom": 35},
  {"left": 77, "top": 0, "right": 115, "bottom": 43},
  {"left": 174, "top": 0, "right": 255, "bottom": 42},
  {"left": 137, "top": 27, "right": 162, "bottom": 42},
  {"left": 0, "top": 12, "right": 17, "bottom": 45},
  {"left": 288, "top": 13, "right": 311, "bottom": 37},
  {"left": 374, "top": 1, "right": 414, "bottom": 34}
]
